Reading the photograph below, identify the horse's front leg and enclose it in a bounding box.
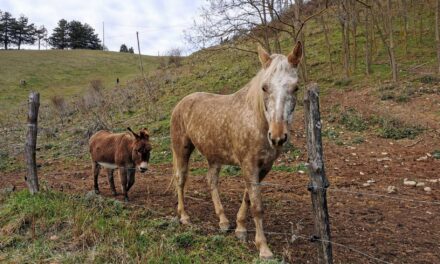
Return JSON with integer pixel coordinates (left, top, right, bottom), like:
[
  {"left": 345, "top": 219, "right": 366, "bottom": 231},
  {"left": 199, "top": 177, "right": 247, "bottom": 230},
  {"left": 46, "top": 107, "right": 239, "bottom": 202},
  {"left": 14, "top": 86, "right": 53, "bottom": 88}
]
[
  {"left": 206, "top": 163, "right": 230, "bottom": 232},
  {"left": 244, "top": 166, "right": 273, "bottom": 259}
]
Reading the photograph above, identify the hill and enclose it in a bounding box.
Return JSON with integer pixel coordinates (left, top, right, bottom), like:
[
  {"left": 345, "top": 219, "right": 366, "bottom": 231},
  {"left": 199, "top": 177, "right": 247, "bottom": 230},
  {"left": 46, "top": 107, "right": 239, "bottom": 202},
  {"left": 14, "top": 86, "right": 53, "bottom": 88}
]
[{"left": 0, "top": 49, "right": 160, "bottom": 112}]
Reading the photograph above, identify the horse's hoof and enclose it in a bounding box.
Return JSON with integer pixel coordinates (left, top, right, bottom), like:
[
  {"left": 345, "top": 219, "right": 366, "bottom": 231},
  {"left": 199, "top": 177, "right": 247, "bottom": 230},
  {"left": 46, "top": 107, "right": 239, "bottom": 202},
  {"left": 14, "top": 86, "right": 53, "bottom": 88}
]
[
  {"left": 235, "top": 230, "right": 247, "bottom": 242},
  {"left": 94, "top": 189, "right": 100, "bottom": 195},
  {"left": 180, "top": 217, "right": 191, "bottom": 226},
  {"left": 259, "top": 248, "right": 274, "bottom": 259},
  {"left": 219, "top": 221, "right": 231, "bottom": 233}
]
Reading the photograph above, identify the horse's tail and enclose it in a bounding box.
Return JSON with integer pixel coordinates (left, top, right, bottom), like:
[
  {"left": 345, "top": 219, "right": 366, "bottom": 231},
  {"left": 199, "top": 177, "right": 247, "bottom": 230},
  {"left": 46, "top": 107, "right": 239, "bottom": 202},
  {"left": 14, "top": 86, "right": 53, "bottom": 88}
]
[{"left": 164, "top": 148, "right": 177, "bottom": 195}]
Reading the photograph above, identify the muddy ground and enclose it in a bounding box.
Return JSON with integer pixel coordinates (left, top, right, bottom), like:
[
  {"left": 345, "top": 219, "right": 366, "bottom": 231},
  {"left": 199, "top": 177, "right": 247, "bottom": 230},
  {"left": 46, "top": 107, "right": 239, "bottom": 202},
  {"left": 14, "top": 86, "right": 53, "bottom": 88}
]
[{"left": 2, "top": 86, "right": 440, "bottom": 264}]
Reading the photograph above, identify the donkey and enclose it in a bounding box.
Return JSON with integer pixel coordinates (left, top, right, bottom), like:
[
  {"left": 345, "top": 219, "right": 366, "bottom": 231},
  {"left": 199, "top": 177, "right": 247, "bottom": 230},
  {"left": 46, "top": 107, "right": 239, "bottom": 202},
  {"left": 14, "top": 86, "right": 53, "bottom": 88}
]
[
  {"left": 170, "top": 42, "right": 302, "bottom": 259},
  {"left": 89, "top": 127, "right": 151, "bottom": 201}
]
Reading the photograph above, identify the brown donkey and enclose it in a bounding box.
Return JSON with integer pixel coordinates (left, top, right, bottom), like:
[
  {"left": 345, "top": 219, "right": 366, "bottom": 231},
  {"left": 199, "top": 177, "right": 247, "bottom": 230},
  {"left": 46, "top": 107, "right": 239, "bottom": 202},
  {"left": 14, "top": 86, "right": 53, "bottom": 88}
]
[
  {"left": 170, "top": 42, "right": 302, "bottom": 258},
  {"left": 89, "top": 127, "right": 151, "bottom": 201}
]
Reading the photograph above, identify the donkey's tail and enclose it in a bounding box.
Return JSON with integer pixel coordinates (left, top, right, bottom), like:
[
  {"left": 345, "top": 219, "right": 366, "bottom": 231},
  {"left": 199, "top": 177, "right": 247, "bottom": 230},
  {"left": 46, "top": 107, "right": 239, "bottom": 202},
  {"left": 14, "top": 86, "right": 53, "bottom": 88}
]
[{"left": 164, "top": 149, "right": 177, "bottom": 195}]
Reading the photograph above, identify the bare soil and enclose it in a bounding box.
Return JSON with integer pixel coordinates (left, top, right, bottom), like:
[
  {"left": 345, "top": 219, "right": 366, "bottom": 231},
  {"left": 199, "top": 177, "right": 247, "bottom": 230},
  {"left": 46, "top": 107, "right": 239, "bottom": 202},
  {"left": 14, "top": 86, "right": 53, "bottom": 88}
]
[{"left": 2, "top": 87, "right": 440, "bottom": 264}]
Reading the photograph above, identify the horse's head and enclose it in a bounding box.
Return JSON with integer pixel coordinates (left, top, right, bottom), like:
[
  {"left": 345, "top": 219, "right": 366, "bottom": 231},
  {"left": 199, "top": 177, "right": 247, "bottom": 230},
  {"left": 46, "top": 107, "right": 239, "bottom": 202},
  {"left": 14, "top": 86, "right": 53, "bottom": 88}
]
[
  {"left": 257, "top": 42, "right": 302, "bottom": 148},
  {"left": 127, "top": 127, "right": 152, "bottom": 173}
]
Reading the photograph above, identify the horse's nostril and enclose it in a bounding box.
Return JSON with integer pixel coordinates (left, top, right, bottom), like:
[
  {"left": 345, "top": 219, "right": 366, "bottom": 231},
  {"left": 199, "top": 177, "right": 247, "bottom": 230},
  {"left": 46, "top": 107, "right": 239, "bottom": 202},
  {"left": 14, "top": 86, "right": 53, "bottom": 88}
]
[{"left": 271, "top": 139, "right": 277, "bottom": 146}]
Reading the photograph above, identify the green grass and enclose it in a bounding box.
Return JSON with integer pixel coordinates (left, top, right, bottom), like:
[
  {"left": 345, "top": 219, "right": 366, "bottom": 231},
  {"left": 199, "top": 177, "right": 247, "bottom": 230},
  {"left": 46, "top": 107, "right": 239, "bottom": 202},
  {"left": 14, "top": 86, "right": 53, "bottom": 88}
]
[
  {"left": 0, "top": 190, "right": 255, "bottom": 263},
  {"left": 0, "top": 49, "right": 160, "bottom": 112}
]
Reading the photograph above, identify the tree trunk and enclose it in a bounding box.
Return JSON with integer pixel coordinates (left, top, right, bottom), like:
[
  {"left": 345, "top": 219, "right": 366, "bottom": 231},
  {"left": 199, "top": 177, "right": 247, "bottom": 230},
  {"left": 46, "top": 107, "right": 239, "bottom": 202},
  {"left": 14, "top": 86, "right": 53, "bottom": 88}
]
[
  {"left": 320, "top": 1, "right": 334, "bottom": 75},
  {"left": 364, "top": 3, "right": 372, "bottom": 75},
  {"left": 388, "top": 0, "right": 398, "bottom": 82},
  {"left": 268, "top": 0, "right": 282, "bottom": 53},
  {"left": 350, "top": 0, "right": 358, "bottom": 73},
  {"left": 295, "top": 0, "right": 308, "bottom": 82},
  {"left": 25, "top": 92, "right": 40, "bottom": 194},
  {"left": 436, "top": 0, "right": 440, "bottom": 74},
  {"left": 402, "top": 0, "right": 408, "bottom": 55}
]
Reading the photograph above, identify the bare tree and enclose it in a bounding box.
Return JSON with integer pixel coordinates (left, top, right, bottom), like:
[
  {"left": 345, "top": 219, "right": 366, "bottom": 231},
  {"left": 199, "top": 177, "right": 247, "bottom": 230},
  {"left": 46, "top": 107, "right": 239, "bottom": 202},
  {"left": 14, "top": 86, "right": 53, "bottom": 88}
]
[
  {"left": 319, "top": 0, "right": 334, "bottom": 74},
  {"left": 338, "top": 0, "right": 351, "bottom": 78},
  {"left": 364, "top": 0, "right": 372, "bottom": 75}
]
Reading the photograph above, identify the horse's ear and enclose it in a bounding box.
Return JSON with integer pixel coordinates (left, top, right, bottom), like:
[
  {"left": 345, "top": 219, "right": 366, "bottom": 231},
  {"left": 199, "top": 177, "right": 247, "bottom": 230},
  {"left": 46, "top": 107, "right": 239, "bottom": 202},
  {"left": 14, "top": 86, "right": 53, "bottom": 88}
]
[
  {"left": 127, "top": 127, "right": 140, "bottom": 139},
  {"left": 257, "top": 44, "right": 271, "bottom": 68},
  {"left": 288, "top": 41, "right": 302, "bottom": 67},
  {"left": 139, "top": 128, "right": 150, "bottom": 139}
]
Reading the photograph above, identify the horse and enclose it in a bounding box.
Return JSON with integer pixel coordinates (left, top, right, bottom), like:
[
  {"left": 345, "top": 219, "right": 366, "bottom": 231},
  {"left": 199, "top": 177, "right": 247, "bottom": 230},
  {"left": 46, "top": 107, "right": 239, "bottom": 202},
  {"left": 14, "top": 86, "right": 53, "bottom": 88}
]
[
  {"left": 89, "top": 127, "right": 151, "bottom": 201},
  {"left": 170, "top": 42, "right": 302, "bottom": 259}
]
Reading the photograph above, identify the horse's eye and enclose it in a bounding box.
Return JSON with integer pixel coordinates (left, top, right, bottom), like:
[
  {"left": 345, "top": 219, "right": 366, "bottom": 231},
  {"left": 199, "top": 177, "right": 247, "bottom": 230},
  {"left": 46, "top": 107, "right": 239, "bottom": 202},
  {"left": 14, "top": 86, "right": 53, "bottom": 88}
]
[{"left": 262, "top": 84, "right": 268, "bottom": 92}]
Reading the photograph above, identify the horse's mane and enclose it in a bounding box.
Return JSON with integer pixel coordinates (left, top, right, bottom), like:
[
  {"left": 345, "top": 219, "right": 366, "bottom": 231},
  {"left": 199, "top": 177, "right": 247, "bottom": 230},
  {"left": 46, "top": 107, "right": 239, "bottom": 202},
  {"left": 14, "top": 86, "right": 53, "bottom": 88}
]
[{"left": 245, "top": 55, "right": 288, "bottom": 123}]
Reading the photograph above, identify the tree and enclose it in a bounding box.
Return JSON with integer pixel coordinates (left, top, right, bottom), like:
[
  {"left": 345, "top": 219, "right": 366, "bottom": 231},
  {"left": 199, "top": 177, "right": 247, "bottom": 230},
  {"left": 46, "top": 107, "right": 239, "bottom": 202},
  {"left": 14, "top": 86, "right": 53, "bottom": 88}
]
[
  {"left": 12, "top": 15, "right": 36, "bottom": 49},
  {"left": 120, "top": 44, "right": 128, "bottom": 52},
  {"left": 128, "top": 47, "right": 134, "bottom": 53},
  {"left": 436, "top": 0, "right": 440, "bottom": 74},
  {"left": 0, "top": 11, "right": 17, "bottom": 49},
  {"left": 36, "top": 25, "right": 47, "bottom": 50},
  {"left": 80, "top": 23, "right": 101, "bottom": 50},
  {"left": 68, "top": 20, "right": 87, "bottom": 49},
  {"left": 49, "top": 19, "right": 69, "bottom": 49}
]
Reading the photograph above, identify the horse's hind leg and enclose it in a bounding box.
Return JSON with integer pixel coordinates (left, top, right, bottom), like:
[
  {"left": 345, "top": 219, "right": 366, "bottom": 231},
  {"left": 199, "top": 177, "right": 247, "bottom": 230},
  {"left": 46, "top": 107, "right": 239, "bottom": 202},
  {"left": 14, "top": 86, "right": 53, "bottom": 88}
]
[
  {"left": 92, "top": 162, "right": 101, "bottom": 194},
  {"left": 173, "top": 137, "right": 194, "bottom": 225},
  {"left": 235, "top": 188, "right": 250, "bottom": 241},
  {"left": 206, "top": 163, "right": 230, "bottom": 232},
  {"left": 107, "top": 169, "right": 117, "bottom": 196}
]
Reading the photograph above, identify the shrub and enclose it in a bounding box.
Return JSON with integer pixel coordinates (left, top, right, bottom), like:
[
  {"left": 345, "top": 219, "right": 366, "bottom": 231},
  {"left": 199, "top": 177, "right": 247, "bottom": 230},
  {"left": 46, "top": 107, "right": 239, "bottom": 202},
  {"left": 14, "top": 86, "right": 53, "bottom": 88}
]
[
  {"left": 378, "top": 119, "right": 423, "bottom": 140},
  {"left": 340, "top": 108, "right": 368, "bottom": 132}
]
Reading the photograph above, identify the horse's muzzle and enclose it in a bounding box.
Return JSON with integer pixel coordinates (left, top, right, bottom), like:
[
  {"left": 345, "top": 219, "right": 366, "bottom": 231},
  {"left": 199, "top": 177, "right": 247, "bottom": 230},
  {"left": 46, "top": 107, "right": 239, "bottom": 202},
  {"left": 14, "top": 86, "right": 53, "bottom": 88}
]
[
  {"left": 268, "top": 132, "right": 288, "bottom": 147},
  {"left": 139, "top": 167, "right": 148, "bottom": 173}
]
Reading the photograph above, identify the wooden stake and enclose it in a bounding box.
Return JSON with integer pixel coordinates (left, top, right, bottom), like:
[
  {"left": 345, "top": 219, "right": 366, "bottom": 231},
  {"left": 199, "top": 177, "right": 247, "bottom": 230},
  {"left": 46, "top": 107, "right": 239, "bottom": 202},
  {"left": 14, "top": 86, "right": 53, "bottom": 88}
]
[
  {"left": 25, "top": 92, "right": 40, "bottom": 194},
  {"left": 304, "top": 83, "right": 333, "bottom": 264},
  {"left": 136, "top": 31, "right": 146, "bottom": 80}
]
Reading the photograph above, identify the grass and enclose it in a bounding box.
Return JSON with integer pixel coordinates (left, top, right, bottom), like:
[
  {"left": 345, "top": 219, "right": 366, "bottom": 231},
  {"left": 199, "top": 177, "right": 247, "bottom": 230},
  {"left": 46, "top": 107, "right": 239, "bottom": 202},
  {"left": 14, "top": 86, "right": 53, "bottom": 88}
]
[{"left": 0, "top": 190, "right": 255, "bottom": 263}]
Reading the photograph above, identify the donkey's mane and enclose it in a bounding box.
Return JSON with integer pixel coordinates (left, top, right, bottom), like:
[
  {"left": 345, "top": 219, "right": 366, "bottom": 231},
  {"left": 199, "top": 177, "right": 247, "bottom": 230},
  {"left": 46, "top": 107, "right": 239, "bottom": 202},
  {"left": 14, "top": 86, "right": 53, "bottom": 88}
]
[{"left": 245, "top": 54, "right": 290, "bottom": 122}]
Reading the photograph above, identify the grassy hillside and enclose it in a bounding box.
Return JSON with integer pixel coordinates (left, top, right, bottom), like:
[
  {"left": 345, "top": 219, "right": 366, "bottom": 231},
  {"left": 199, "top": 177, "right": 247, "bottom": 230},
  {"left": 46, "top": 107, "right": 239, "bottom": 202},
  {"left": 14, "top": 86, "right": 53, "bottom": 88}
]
[{"left": 0, "top": 49, "right": 160, "bottom": 111}]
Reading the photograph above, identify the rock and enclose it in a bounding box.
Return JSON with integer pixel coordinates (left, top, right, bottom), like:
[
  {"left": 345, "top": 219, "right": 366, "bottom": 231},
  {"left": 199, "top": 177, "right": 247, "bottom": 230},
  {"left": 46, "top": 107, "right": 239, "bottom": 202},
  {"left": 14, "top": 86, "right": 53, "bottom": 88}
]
[
  {"left": 416, "top": 182, "right": 425, "bottom": 187},
  {"left": 359, "top": 172, "right": 365, "bottom": 176},
  {"left": 377, "top": 157, "right": 392, "bottom": 162},
  {"left": 381, "top": 152, "right": 388, "bottom": 155},
  {"left": 416, "top": 156, "right": 428, "bottom": 161},
  {"left": 50, "top": 235, "right": 59, "bottom": 241},
  {"left": 403, "top": 178, "right": 417, "bottom": 186},
  {"left": 367, "top": 179, "right": 376, "bottom": 184},
  {"left": 298, "top": 170, "right": 305, "bottom": 174},
  {"left": 351, "top": 153, "right": 357, "bottom": 156},
  {"left": 362, "top": 183, "right": 370, "bottom": 187},
  {"left": 387, "top": 186, "right": 397, "bottom": 194},
  {"left": 424, "top": 187, "right": 432, "bottom": 193},
  {"left": 428, "top": 179, "right": 438, "bottom": 183}
]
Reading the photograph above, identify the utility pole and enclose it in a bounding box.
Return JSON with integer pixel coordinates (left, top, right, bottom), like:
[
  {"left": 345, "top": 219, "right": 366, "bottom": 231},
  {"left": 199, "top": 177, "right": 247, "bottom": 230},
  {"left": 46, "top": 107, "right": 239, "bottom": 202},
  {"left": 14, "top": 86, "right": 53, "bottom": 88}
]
[
  {"left": 102, "top": 21, "right": 105, "bottom": 51},
  {"left": 136, "top": 31, "right": 146, "bottom": 79}
]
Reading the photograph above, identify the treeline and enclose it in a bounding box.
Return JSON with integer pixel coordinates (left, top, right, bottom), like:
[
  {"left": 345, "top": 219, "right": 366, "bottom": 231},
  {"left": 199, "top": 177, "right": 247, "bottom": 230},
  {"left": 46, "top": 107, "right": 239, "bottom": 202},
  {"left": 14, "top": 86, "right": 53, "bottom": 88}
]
[
  {"left": 0, "top": 10, "right": 101, "bottom": 50},
  {"left": 187, "top": 0, "right": 440, "bottom": 81}
]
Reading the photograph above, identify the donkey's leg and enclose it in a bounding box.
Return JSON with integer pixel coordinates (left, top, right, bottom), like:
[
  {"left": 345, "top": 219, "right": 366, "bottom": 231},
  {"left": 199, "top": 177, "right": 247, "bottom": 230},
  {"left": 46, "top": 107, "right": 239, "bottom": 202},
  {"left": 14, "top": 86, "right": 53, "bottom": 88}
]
[
  {"left": 92, "top": 162, "right": 101, "bottom": 194},
  {"left": 206, "top": 163, "right": 230, "bottom": 232},
  {"left": 244, "top": 166, "right": 273, "bottom": 259},
  {"left": 173, "top": 139, "right": 194, "bottom": 225},
  {"left": 126, "top": 169, "right": 135, "bottom": 192},
  {"left": 119, "top": 168, "right": 129, "bottom": 202},
  {"left": 235, "top": 188, "right": 249, "bottom": 241},
  {"left": 107, "top": 169, "right": 117, "bottom": 196}
]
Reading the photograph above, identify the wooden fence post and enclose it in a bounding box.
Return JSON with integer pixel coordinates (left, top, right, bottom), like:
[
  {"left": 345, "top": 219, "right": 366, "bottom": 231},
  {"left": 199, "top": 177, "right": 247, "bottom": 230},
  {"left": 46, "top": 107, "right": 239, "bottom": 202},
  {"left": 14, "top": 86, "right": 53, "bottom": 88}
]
[
  {"left": 25, "top": 92, "right": 40, "bottom": 194},
  {"left": 304, "top": 83, "right": 333, "bottom": 264}
]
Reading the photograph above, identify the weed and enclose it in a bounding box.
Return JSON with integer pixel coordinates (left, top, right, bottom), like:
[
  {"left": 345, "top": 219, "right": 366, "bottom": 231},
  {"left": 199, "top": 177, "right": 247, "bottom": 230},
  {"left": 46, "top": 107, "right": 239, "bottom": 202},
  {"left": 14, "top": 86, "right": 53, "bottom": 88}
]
[
  {"left": 432, "top": 150, "right": 440, "bottom": 159},
  {"left": 378, "top": 118, "right": 423, "bottom": 140},
  {"left": 419, "top": 75, "right": 439, "bottom": 84},
  {"left": 352, "top": 136, "right": 365, "bottom": 144},
  {"left": 340, "top": 108, "right": 369, "bottom": 132},
  {"left": 334, "top": 78, "right": 352, "bottom": 87},
  {"left": 222, "top": 165, "right": 241, "bottom": 176}
]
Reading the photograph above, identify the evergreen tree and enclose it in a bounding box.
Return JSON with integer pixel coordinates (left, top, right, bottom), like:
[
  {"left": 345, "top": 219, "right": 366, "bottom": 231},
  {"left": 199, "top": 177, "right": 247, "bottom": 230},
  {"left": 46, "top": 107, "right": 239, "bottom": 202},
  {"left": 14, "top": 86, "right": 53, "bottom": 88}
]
[
  {"left": 128, "top": 47, "right": 134, "bottom": 53},
  {"left": 81, "top": 23, "right": 101, "bottom": 50},
  {"left": 12, "top": 15, "right": 36, "bottom": 49},
  {"left": 49, "top": 19, "right": 69, "bottom": 49},
  {"left": 0, "top": 11, "right": 17, "bottom": 49},
  {"left": 120, "top": 44, "right": 128, "bottom": 52}
]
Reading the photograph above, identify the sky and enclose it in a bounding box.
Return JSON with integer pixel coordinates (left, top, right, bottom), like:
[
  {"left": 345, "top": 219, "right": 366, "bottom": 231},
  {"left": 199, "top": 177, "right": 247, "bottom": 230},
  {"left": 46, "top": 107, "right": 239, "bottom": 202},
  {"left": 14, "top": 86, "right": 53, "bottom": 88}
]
[{"left": 0, "top": 0, "right": 204, "bottom": 55}]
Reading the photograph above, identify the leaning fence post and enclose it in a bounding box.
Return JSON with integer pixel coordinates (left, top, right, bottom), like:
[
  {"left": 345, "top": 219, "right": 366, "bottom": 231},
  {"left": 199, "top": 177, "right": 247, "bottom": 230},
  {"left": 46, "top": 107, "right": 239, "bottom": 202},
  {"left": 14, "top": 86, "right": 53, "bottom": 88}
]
[
  {"left": 25, "top": 91, "right": 40, "bottom": 194},
  {"left": 304, "top": 83, "right": 333, "bottom": 264}
]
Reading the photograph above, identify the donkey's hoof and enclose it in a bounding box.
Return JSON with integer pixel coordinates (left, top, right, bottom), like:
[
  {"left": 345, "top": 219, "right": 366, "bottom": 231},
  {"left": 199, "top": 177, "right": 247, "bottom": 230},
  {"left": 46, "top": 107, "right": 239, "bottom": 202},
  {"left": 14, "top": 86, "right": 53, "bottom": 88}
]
[
  {"left": 259, "top": 248, "right": 274, "bottom": 259},
  {"left": 235, "top": 230, "right": 247, "bottom": 242},
  {"left": 94, "top": 189, "right": 100, "bottom": 195},
  {"left": 219, "top": 221, "right": 231, "bottom": 233}
]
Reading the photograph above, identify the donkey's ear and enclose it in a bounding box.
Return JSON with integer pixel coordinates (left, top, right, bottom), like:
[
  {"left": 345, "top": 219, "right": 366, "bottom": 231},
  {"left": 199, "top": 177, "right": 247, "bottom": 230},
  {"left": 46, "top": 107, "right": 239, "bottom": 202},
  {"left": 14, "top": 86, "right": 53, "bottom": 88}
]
[
  {"left": 127, "top": 127, "right": 139, "bottom": 138},
  {"left": 139, "top": 128, "right": 150, "bottom": 139},
  {"left": 257, "top": 44, "right": 271, "bottom": 68},
  {"left": 288, "top": 41, "right": 302, "bottom": 67}
]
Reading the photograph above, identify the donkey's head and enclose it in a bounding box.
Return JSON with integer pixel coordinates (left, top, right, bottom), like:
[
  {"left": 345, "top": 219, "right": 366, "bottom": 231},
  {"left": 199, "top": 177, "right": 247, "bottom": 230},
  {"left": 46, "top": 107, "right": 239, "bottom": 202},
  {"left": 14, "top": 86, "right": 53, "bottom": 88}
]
[
  {"left": 127, "top": 127, "right": 152, "bottom": 173},
  {"left": 257, "top": 42, "right": 302, "bottom": 148}
]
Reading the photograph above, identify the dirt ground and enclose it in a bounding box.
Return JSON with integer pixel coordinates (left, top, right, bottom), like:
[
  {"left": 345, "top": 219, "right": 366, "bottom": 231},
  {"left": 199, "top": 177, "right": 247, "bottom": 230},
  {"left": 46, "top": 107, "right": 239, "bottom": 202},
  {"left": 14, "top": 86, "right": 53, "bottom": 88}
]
[{"left": 2, "top": 87, "right": 440, "bottom": 264}]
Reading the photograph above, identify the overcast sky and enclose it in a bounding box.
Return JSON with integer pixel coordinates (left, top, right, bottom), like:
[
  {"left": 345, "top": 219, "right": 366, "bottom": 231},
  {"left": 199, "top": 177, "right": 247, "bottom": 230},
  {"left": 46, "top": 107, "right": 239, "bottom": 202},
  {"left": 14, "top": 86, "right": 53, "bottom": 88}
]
[{"left": 0, "top": 0, "right": 204, "bottom": 55}]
